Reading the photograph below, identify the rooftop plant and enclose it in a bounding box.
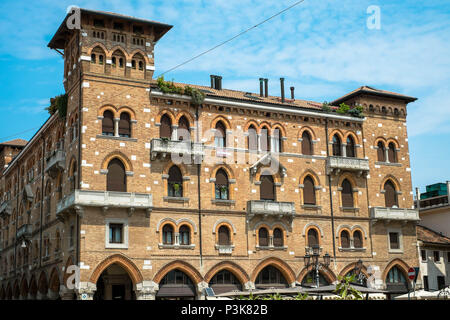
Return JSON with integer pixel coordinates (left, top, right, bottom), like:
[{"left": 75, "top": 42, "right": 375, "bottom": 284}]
[
  {"left": 46, "top": 94, "right": 68, "bottom": 119},
  {"left": 321, "top": 101, "right": 364, "bottom": 118},
  {"left": 156, "top": 76, "right": 205, "bottom": 106}
]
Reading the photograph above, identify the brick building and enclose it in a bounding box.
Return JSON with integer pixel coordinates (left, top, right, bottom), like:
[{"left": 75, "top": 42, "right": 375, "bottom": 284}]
[{"left": 0, "top": 8, "right": 420, "bottom": 300}]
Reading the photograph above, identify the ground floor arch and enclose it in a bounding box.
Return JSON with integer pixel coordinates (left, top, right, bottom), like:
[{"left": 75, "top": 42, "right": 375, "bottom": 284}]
[
  {"left": 156, "top": 268, "right": 197, "bottom": 300},
  {"left": 93, "top": 263, "right": 136, "bottom": 300}
]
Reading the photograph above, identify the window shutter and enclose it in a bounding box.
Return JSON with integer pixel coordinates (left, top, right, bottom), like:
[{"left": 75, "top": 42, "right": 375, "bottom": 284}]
[
  {"left": 332, "top": 135, "right": 341, "bottom": 156},
  {"left": 218, "top": 226, "right": 230, "bottom": 245},
  {"left": 118, "top": 112, "right": 131, "bottom": 137},
  {"left": 260, "top": 175, "right": 275, "bottom": 201},
  {"left": 341, "top": 179, "right": 354, "bottom": 208},
  {"left": 160, "top": 115, "right": 172, "bottom": 139},
  {"left": 384, "top": 180, "right": 398, "bottom": 208},
  {"left": 353, "top": 231, "right": 363, "bottom": 248},
  {"left": 102, "top": 111, "right": 114, "bottom": 135},
  {"left": 377, "top": 142, "right": 386, "bottom": 162},
  {"left": 258, "top": 228, "right": 268, "bottom": 246},
  {"left": 178, "top": 116, "right": 190, "bottom": 141},
  {"left": 303, "top": 176, "right": 316, "bottom": 205},
  {"left": 302, "top": 131, "right": 312, "bottom": 155},
  {"left": 340, "top": 231, "right": 350, "bottom": 248},
  {"left": 107, "top": 159, "right": 126, "bottom": 192},
  {"left": 248, "top": 126, "right": 257, "bottom": 151},
  {"left": 346, "top": 136, "right": 355, "bottom": 158},
  {"left": 273, "top": 228, "right": 283, "bottom": 247},
  {"left": 307, "top": 229, "right": 318, "bottom": 247},
  {"left": 388, "top": 143, "right": 397, "bottom": 163}
]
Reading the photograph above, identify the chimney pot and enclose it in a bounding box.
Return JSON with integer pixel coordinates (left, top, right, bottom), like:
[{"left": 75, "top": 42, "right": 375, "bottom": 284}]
[
  {"left": 290, "top": 86, "right": 295, "bottom": 100},
  {"left": 259, "top": 78, "right": 264, "bottom": 97},
  {"left": 264, "top": 78, "right": 268, "bottom": 98},
  {"left": 280, "top": 78, "right": 285, "bottom": 103}
]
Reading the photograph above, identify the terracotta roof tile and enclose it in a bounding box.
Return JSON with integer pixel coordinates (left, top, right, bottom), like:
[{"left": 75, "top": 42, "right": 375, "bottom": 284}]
[
  {"left": 417, "top": 225, "right": 450, "bottom": 245},
  {"left": 0, "top": 139, "right": 28, "bottom": 147}
]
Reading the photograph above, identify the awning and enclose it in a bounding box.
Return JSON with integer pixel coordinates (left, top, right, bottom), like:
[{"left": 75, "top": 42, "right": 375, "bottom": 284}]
[{"left": 156, "top": 284, "right": 196, "bottom": 298}]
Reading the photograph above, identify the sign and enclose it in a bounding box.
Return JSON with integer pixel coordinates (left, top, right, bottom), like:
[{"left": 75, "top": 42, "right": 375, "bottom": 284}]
[{"left": 408, "top": 268, "right": 415, "bottom": 280}]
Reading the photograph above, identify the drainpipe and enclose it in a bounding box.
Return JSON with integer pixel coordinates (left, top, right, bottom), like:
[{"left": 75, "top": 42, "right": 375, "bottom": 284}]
[
  {"left": 195, "top": 105, "right": 203, "bottom": 268},
  {"left": 39, "top": 138, "right": 45, "bottom": 269},
  {"left": 77, "top": 30, "right": 83, "bottom": 269},
  {"left": 325, "top": 119, "right": 337, "bottom": 267}
]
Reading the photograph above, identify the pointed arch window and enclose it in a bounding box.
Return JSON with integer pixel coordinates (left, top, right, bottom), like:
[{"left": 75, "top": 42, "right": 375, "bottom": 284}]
[
  {"left": 248, "top": 125, "right": 257, "bottom": 151},
  {"left": 179, "top": 225, "right": 190, "bottom": 245},
  {"left": 255, "top": 266, "right": 288, "bottom": 288},
  {"left": 102, "top": 110, "right": 114, "bottom": 136},
  {"left": 215, "top": 121, "right": 226, "bottom": 148},
  {"left": 168, "top": 166, "right": 183, "bottom": 197},
  {"left": 353, "top": 230, "right": 363, "bottom": 248},
  {"left": 303, "top": 176, "right": 316, "bottom": 205},
  {"left": 218, "top": 226, "right": 231, "bottom": 245},
  {"left": 332, "top": 135, "right": 342, "bottom": 156},
  {"left": 260, "top": 127, "right": 270, "bottom": 152},
  {"left": 307, "top": 228, "right": 319, "bottom": 247},
  {"left": 118, "top": 112, "right": 131, "bottom": 138},
  {"left": 384, "top": 180, "right": 398, "bottom": 208},
  {"left": 162, "top": 224, "right": 174, "bottom": 245},
  {"left": 273, "top": 128, "right": 282, "bottom": 153},
  {"left": 341, "top": 179, "right": 354, "bottom": 208},
  {"left": 346, "top": 136, "right": 356, "bottom": 158},
  {"left": 215, "top": 169, "right": 229, "bottom": 200},
  {"left": 178, "top": 116, "right": 190, "bottom": 141},
  {"left": 340, "top": 230, "right": 350, "bottom": 248},
  {"left": 106, "top": 159, "right": 126, "bottom": 192},
  {"left": 377, "top": 141, "right": 386, "bottom": 162},
  {"left": 388, "top": 143, "right": 397, "bottom": 163},
  {"left": 260, "top": 175, "right": 275, "bottom": 201},
  {"left": 301, "top": 131, "right": 313, "bottom": 155},
  {"left": 160, "top": 114, "right": 172, "bottom": 139},
  {"left": 258, "top": 227, "right": 269, "bottom": 247},
  {"left": 273, "top": 228, "right": 284, "bottom": 247}
]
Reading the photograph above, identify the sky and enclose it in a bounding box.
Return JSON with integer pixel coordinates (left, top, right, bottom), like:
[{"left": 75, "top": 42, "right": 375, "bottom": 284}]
[{"left": 0, "top": 0, "right": 449, "bottom": 193}]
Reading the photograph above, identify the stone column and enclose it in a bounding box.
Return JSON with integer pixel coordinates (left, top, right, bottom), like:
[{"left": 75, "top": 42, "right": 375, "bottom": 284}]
[
  {"left": 114, "top": 118, "right": 120, "bottom": 137},
  {"left": 135, "top": 281, "right": 159, "bottom": 300},
  {"left": 342, "top": 143, "right": 347, "bottom": 157},
  {"left": 171, "top": 125, "right": 178, "bottom": 141},
  {"left": 76, "top": 282, "right": 97, "bottom": 300},
  {"left": 385, "top": 148, "right": 390, "bottom": 163},
  {"left": 244, "top": 282, "right": 255, "bottom": 291},
  {"left": 197, "top": 281, "right": 209, "bottom": 300}
]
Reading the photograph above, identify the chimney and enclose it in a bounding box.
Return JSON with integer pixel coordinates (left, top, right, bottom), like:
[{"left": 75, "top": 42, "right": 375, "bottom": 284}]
[
  {"left": 280, "top": 78, "right": 285, "bottom": 103},
  {"left": 210, "top": 75, "right": 215, "bottom": 89},
  {"left": 217, "top": 76, "right": 222, "bottom": 90},
  {"left": 264, "top": 78, "right": 268, "bottom": 98},
  {"left": 259, "top": 78, "right": 264, "bottom": 97},
  {"left": 290, "top": 86, "right": 295, "bottom": 100}
]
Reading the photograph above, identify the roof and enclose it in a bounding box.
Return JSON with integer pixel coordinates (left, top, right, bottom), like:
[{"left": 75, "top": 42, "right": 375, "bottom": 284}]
[
  {"left": 417, "top": 225, "right": 450, "bottom": 245},
  {"left": 0, "top": 139, "right": 28, "bottom": 147},
  {"left": 331, "top": 86, "right": 417, "bottom": 105},
  {"left": 48, "top": 8, "right": 173, "bottom": 49}
]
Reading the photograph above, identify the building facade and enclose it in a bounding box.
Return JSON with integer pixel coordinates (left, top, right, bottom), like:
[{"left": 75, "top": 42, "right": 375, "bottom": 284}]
[{"left": 0, "top": 9, "right": 420, "bottom": 300}]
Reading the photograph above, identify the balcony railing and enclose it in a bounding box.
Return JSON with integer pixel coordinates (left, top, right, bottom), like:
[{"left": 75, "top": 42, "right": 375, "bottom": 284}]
[
  {"left": 16, "top": 224, "right": 32, "bottom": 240},
  {"left": 57, "top": 190, "right": 153, "bottom": 215},
  {"left": 247, "top": 200, "right": 296, "bottom": 219},
  {"left": 370, "top": 207, "right": 420, "bottom": 222},
  {"left": 45, "top": 149, "right": 65, "bottom": 178},
  {"left": 0, "top": 200, "right": 12, "bottom": 218},
  {"left": 326, "top": 156, "right": 370, "bottom": 176},
  {"left": 150, "top": 138, "right": 204, "bottom": 161}
]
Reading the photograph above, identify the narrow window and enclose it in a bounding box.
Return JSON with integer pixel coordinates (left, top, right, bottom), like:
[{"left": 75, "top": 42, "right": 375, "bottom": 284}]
[
  {"left": 307, "top": 228, "right": 319, "bottom": 247},
  {"left": 258, "top": 228, "right": 269, "bottom": 247},
  {"left": 132, "top": 60, "right": 136, "bottom": 69},
  {"left": 168, "top": 166, "right": 183, "bottom": 197},
  {"left": 162, "top": 225, "right": 174, "bottom": 245},
  {"left": 434, "top": 251, "right": 440, "bottom": 262},
  {"left": 437, "top": 276, "right": 445, "bottom": 290},
  {"left": 119, "top": 58, "right": 124, "bottom": 68},
  {"left": 260, "top": 127, "right": 270, "bottom": 152},
  {"left": 178, "top": 116, "right": 190, "bottom": 141},
  {"left": 215, "top": 169, "right": 229, "bottom": 200},
  {"left": 423, "top": 276, "right": 429, "bottom": 291},
  {"left": 248, "top": 125, "right": 257, "bottom": 151},
  {"left": 179, "top": 225, "right": 190, "bottom": 245},
  {"left": 215, "top": 121, "right": 226, "bottom": 148},
  {"left": 99, "top": 55, "right": 104, "bottom": 65},
  {"left": 332, "top": 134, "right": 341, "bottom": 156},
  {"left": 346, "top": 136, "right": 356, "bottom": 158},
  {"left": 218, "top": 226, "right": 230, "bottom": 245},
  {"left": 384, "top": 180, "right": 398, "bottom": 208},
  {"left": 303, "top": 176, "right": 316, "bottom": 205},
  {"left": 301, "top": 131, "right": 313, "bottom": 155},
  {"left": 388, "top": 143, "right": 397, "bottom": 163},
  {"left": 138, "top": 61, "right": 144, "bottom": 71},
  {"left": 273, "top": 228, "right": 283, "bottom": 247},
  {"left": 260, "top": 175, "right": 275, "bottom": 201},
  {"left": 421, "top": 249, "right": 427, "bottom": 262},
  {"left": 106, "top": 159, "right": 126, "bottom": 192},
  {"left": 91, "top": 54, "right": 96, "bottom": 64},
  {"left": 389, "top": 232, "right": 400, "bottom": 250},
  {"left": 118, "top": 112, "right": 131, "bottom": 138},
  {"left": 341, "top": 179, "right": 354, "bottom": 208},
  {"left": 273, "top": 128, "right": 282, "bottom": 153},
  {"left": 353, "top": 230, "right": 363, "bottom": 248},
  {"left": 102, "top": 110, "right": 114, "bottom": 136},
  {"left": 160, "top": 114, "right": 172, "bottom": 139},
  {"left": 112, "top": 57, "right": 116, "bottom": 67},
  {"left": 109, "top": 224, "right": 123, "bottom": 244},
  {"left": 340, "top": 230, "right": 350, "bottom": 248},
  {"left": 377, "top": 141, "right": 386, "bottom": 162}
]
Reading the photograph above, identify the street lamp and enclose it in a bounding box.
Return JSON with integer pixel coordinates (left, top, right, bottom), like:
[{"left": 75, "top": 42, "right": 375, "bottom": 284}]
[
  {"left": 353, "top": 259, "right": 366, "bottom": 285},
  {"left": 304, "top": 245, "right": 331, "bottom": 288}
]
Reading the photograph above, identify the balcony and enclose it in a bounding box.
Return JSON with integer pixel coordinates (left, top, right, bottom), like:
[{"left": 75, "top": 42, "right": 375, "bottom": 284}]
[
  {"left": 45, "top": 149, "right": 66, "bottom": 178},
  {"left": 16, "top": 224, "right": 32, "bottom": 241},
  {"left": 150, "top": 138, "right": 204, "bottom": 161},
  {"left": 370, "top": 207, "right": 420, "bottom": 223},
  {"left": 215, "top": 244, "right": 234, "bottom": 255},
  {"left": 247, "top": 200, "right": 295, "bottom": 220},
  {"left": 0, "top": 200, "right": 12, "bottom": 218},
  {"left": 57, "top": 190, "right": 153, "bottom": 217},
  {"left": 326, "top": 156, "right": 370, "bottom": 176}
]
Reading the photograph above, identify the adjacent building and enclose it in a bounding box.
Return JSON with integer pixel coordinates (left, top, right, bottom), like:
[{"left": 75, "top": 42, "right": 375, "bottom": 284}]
[{"left": 0, "top": 8, "right": 420, "bottom": 300}]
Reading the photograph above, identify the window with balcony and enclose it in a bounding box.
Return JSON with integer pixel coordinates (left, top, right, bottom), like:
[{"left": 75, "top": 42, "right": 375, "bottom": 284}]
[
  {"left": 341, "top": 179, "right": 354, "bottom": 208},
  {"left": 303, "top": 176, "right": 316, "bottom": 205},
  {"left": 301, "top": 131, "right": 313, "bottom": 155},
  {"left": 215, "top": 169, "right": 229, "bottom": 200},
  {"left": 384, "top": 180, "right": 398, "bottom": 208},
  {"left": 346, "top": 136, "right": 356, "bottom": 158},
  {"left": 218, "top": 225, "right": 231, "bottom": 246},
  {"left": 260, "top": 175, "right": 275, "bottom": 201},
  {"left": 162, "top": 224, "right": 174, "bottom": 245},
  {"left": 258, "top": 227, "right": 269, "bottom": 247},
  {"left": 118, "top": 112, "right": 131, "bottom": 138},
  {"left": 178, "top": 116, "right": 190, "bottom": 141},
  {"left": 160, "top": 114, "right": 172, "bottom": 139},
  {"left": 168, "top": 166, "right": 183, "bottom": 197},
  {"left": 102, "top": 110, "right": 114, "bottom": 136},
  {"left": 106, "top": 159, "right": 126, "bottom": 192}
]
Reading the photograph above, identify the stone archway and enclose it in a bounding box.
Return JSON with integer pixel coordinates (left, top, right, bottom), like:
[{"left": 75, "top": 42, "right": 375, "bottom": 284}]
[
  {"left": 28, "top": 276, "right": 37, "bottom": 300},
  {"left": 251, "top": 257, "right": 296, "bottom": 286},
  {"left": 48, "top": 268, "right": 61, "bottom": 300},
  {"left": 297, "top": 265, "right": 337, "bottom": 287},
  {"left": 20, "top": 276, "right": 29, "bottom": 300},
  {"left": 37, "top": 271, "right": 49, "bottom": 300}
]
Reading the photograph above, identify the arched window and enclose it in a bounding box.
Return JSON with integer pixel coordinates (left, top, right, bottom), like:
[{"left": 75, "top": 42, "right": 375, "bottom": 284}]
[
  {"left": 377, "top": 141, "right": 386, "bottom": 162},
  {"left": 332, "top": 135, "right": 341, "bottom": 156},
  {"left": 248, "top": 125, "right": 257, "bottom": 151},
  {"left": 386, "top": 266, "right": 408, "bottom": 293},
  {"left": 119, "top": 58, "right": 124, "bottom": 68},
  {"left": 307, "top": 228, "right": 319, "bottom": 247},
  {"left": 111, "top": 57, "right": 117, "bottom": 67},
  {"left": 340, "top": 230, "right": 350, "bottom": 248},
  {"left": 272, "top": 128, "right": 282, "bottom": 153},
  {"left": 384, "top": 180, "right": 398, "bottom": 208},
  {"left": 255, "top": 266, "right": 288, "bottom": 289},
  {"left": 215, "top": 121, "right": 226, "bottom": 148},
  {"left": 353, "top": 230, "right": 363, "bottom": 248},
  {"left": 178, "top": 116, "right": 190, "bottom": 141},
  {"left": 102, "top": 110, "right": 114, "bottom": 136},
  {"left": 162, "top": 224, "right": 174, "bottom": 245},
  {"left": 106, "top": 159, "right": 126, "bottom": 192},
  {"left": 131, "top": 60, "right": 136, "bottom": 69},
  {"left": 388, "top": 143, "right": 397, "bottom": 163},
  {"left": 215, "top": 169, "right": 229, "bottom": 200},
  {"left": 260, "top": 175, "right": 275, "bottom": 201},
  {"left": 45, "top": 181, "right": 51, "bottom": 216},
  {"left": 209, "top": 270, "right": 242, "bottom": 295},
  {"left": 346, "top": 136, "right": 356, "bottom": 158},
  {"left": 99, "top": 55, "right": 104, "bottom": 65},
  {"left": 258, "top": 227, "right": 269, "bottom": 247},
  {"left": 301, "top": 131, "right": 313, "bottom": 155},
  {"left": 168, "top": 166, "right": 183, "bottom": 197},
  {"left": 218, "top": 226, "right": 230, "bottom": 245},
  {"left": 179, "top": 225, "right": 190, "bottom": 245},
  {"left": 341, "top": 179, "right": 354, "bottom": 208},
  {"left": 160, "top": 114, "right": 172, "bottom": 139},
  {"left": 303, "top": 176, "right": 316, "bottom": 205},
  {"left": 260, "top": 127, "right": 270, "bottom": 152},
  {"left": 273, "top": 228, "right": 283, "bottom": 247},
  {"left": 91, "top": 54, "right": 96, "bottom": 64},
  {"left": 69, "top": 161, "right": 77, "bottom": 192},
  {"left": 118, "top": 112, "right": 131, "bottom": 138},
  {"left": 138, "top": 61, "right": 144, "bottom": 71}
]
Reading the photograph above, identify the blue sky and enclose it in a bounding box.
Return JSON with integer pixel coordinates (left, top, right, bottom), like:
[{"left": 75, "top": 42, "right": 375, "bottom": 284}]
[{"left": 0, "top": 0, "right": 449, "bottom": 192}]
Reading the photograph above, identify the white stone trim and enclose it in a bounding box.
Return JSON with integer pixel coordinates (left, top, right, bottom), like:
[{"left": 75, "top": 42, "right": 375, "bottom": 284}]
[{"left": 105, "top": 218, "right": 129, "bottom": 249}]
